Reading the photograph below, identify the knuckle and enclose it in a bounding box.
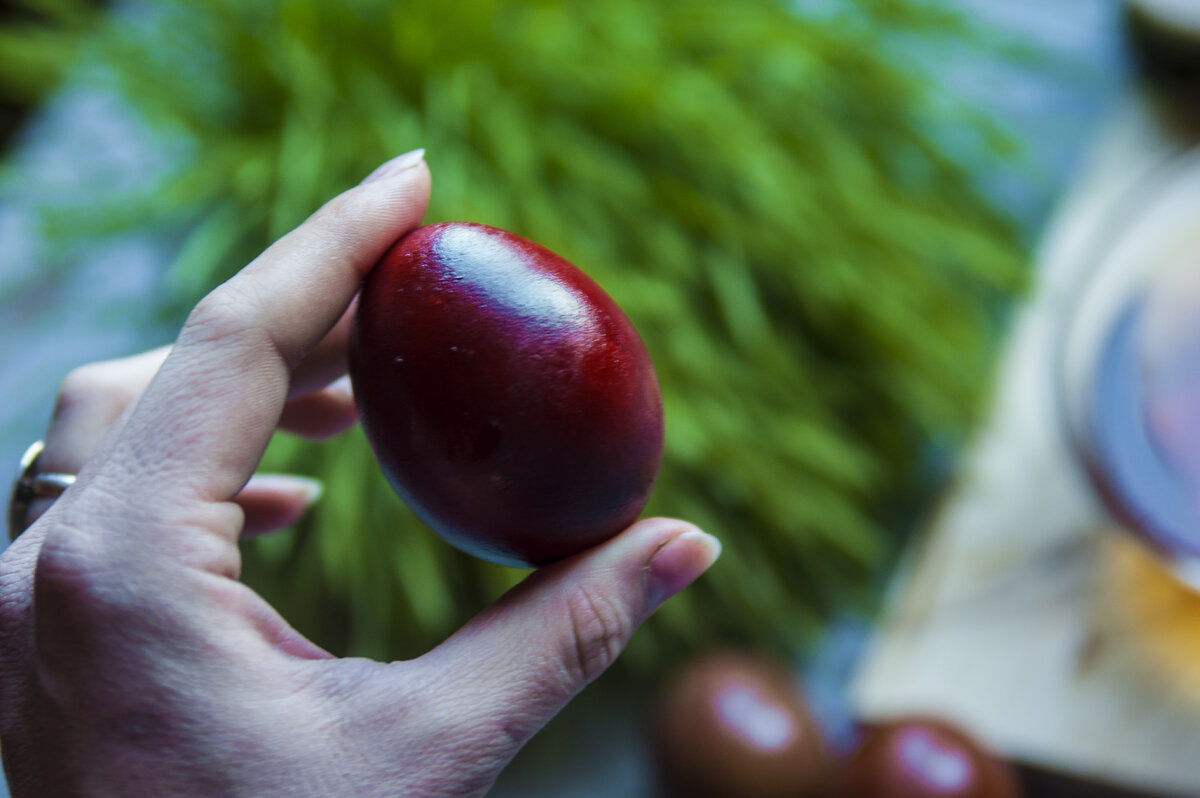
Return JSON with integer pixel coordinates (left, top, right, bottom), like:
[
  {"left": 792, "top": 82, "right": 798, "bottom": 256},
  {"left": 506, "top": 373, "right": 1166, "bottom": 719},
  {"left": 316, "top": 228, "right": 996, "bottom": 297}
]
[
  {"left": 59, "top": 363, "right": 105, "bottom": 400},
  {"left": 182, "top": 278, "right": 292, "bottom": 369},
  {"left": 31, "top": 483, "right": 133, "bottom": 597},
  {"left": 183, "top": 287, "right": 258, "bottom": 347},
  {"left": 563, "top": 585, "right": 632, "bottom": 686},
  {"left": 29, "top": 494, "right": 160, "bottom": 630},
  {"left": 30, "top": 521, "right": 104, "bottom": 614},
  {"left": 56, "top": 363, "right": 128, "bottom": 420}
]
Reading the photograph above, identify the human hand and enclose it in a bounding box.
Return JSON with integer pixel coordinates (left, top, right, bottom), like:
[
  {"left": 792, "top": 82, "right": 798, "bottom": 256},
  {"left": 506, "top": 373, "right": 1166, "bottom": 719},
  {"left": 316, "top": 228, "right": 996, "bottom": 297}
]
[{"left": 0, "top": 151, "right": 720, "bottom": 797}]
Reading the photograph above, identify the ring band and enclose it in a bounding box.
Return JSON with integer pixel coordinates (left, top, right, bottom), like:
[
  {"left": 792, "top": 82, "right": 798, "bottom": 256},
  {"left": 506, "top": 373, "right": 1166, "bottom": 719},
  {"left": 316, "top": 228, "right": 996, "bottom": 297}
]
[{"left": 8, "top": 441, "right": 77, "bottom": 541}]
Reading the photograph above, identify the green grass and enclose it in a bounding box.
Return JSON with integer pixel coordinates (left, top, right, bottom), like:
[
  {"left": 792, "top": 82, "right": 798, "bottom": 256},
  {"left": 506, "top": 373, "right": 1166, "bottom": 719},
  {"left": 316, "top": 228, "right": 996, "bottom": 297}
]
[{"left": 8, "top": 0, "right": 1030, "bottom": 668}]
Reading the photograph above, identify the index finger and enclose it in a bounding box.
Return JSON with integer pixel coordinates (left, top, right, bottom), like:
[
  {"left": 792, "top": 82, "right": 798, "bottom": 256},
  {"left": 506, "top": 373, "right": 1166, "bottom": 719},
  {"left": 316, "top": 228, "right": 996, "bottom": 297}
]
[{"left": 107, "top": 150, "right": 430, "bottom": 504}]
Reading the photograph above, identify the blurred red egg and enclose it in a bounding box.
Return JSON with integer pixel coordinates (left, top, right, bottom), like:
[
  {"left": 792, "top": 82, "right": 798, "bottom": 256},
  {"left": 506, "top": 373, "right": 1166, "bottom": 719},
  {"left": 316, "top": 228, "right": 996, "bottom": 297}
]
[
  {"left": 652, "top": 651, "right": 828, "bottom": 798},
  {"left": 836, "top": 716, "right": 1021, "bottom": 798}
]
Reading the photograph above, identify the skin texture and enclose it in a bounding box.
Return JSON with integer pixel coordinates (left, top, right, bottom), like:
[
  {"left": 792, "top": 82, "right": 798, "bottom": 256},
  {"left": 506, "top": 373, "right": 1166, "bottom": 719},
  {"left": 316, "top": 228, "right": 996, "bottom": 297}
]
[
  {"left": 0, "top": 152, "right": 720, "bottom": 797},
  {"left": 350, "top": 222, "right": 664, "bottom": 567},
  {"left": 652, "top": 651, "right": 828, "bottom": 798}
]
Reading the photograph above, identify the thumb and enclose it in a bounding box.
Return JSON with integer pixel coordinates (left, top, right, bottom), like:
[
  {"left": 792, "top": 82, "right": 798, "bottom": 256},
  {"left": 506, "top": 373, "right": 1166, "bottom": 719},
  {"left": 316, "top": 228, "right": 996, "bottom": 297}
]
[{"left": 414, "top": 517, "right": 719, "bottom": 748}]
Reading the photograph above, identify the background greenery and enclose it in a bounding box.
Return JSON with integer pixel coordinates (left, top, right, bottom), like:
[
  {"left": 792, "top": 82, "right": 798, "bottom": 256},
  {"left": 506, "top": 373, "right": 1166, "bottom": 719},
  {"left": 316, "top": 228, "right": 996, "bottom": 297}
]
[{"left": 3, "top": 0, "right": 1028, "bottom": 670}]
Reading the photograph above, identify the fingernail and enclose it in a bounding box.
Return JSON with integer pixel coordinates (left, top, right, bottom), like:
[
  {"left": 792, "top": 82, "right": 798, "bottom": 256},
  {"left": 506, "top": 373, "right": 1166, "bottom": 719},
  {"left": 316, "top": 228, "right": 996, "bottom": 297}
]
[
  {"left": 326, "top": 374, "right": 353, "bottom": 401},
  {"left": 644, "top": 528, "right": 721, "bottom": 608},
  {"left": 251, "top": 474, "right": 325, "bottom": 504},
  {"left": 290, "top": 476, "right": 324, "bottom": 505},
  {"left": 361, "top": 148, "right": 426, "bottom": 185}
]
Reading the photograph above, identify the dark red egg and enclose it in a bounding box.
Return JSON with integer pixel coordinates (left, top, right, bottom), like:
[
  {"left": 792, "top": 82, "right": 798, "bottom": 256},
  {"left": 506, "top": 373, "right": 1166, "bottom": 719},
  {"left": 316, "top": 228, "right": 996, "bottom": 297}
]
[
  {"left": 837, "top": 717, "right": 1021, "bottom": 798},
  {"left": 652, "top": 651, "right": 829, "bottom": 798},
  {"left": 349, "top": 222, "right": 664, "bottom": 568}
]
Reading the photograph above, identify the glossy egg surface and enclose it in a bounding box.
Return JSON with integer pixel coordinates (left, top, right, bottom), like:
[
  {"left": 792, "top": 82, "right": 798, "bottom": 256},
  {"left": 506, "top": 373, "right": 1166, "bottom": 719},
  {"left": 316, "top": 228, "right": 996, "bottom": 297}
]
[
  {"left": 349, "top": 222, "right": 663, "bottom": 567},
  {"left": 838, "top": 717, "right": 1021, "bottom": 798},
  {"left": 652, "top": 651, "right": 828, "bottom": 798}
]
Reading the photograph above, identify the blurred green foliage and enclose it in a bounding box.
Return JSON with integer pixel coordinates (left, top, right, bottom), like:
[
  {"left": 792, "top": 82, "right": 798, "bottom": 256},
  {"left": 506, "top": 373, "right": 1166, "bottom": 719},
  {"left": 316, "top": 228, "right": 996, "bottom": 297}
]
[
  {"left": 8, "top": 0, "right": 1027, "bottom": 667},
  {"left": 0, "top": 0, "right": 99, "bottom": 147}
]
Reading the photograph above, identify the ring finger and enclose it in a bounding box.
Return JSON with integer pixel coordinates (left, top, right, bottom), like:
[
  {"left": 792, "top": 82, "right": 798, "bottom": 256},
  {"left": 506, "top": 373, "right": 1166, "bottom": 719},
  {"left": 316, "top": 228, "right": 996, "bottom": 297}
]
[{"left": 25, "top": 308, "right": 359, "bottom": 532}]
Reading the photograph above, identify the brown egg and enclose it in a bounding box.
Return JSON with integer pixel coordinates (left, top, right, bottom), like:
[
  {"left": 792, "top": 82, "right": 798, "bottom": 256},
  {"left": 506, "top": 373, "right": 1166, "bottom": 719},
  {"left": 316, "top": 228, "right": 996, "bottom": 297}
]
[
  {"left": 652, "top": 651, "right": 828, "bottom": 798},
  {"left": 836, "top": 717, "right": 1021, "bottom": 798}
]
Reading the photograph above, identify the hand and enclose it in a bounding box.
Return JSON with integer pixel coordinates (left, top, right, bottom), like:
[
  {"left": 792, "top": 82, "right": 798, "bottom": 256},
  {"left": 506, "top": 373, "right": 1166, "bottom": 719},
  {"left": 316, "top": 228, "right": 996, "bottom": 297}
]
[{"left": 0, "top": 151, "right": 720, "bottom": 797}]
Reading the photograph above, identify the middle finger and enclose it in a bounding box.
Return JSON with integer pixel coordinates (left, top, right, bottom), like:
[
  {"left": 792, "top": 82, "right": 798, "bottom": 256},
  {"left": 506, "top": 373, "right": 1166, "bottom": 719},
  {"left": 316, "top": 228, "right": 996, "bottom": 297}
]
[{"left": 41, "top": 303, "right": 360, "bottom": 477}]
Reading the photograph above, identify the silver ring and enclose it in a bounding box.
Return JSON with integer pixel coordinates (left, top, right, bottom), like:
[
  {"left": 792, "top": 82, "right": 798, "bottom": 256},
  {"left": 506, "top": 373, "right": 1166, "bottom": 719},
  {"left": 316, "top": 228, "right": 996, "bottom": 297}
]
[{"left": 8, "top": 441, "right": 77, "bottom": 541}]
